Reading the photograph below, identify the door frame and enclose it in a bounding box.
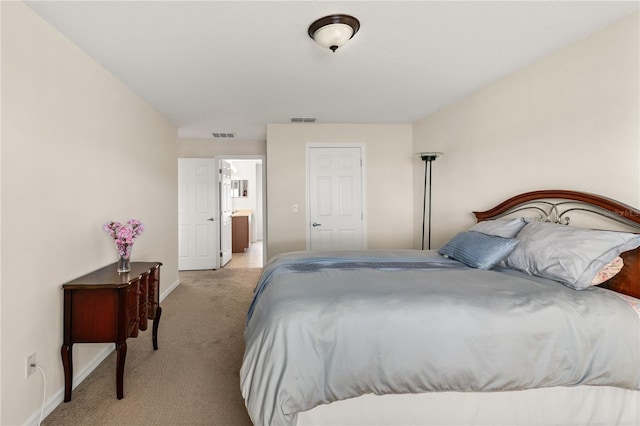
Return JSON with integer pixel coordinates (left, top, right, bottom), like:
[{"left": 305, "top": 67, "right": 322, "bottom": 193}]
[
  {"left": 215, "top": 154, "right": 267, "bottom": 266},
  {"left": 305, "top": 143, "right": 368, "bottom": 251},
  {"left": 219, "top": 159, "right": 233, "bottom": 267}
]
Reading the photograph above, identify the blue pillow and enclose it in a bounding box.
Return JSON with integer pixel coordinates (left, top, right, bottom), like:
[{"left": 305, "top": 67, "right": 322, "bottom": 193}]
[{"left": 439, "top": 231, "right": 519, "bottom": 270}]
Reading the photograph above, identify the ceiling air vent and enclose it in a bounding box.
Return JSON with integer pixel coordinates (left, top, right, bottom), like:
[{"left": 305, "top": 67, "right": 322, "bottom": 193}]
[
  {"left": 212, "top": 132, "right": 236, "bottom": 138},
  {"left": 290, "top": 117, "right": 317, "bottom": 123}
]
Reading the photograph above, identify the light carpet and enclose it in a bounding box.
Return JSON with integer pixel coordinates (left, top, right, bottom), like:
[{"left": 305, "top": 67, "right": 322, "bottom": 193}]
[{"left": 43, "top": 267, "right": 260, "bottom": 426}]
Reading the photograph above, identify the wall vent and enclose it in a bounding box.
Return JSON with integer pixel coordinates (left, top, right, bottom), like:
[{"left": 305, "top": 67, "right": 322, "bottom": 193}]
[
  {"left": 290, "top": 117, "right": 317, "bottom": 123},
  {"left": 212, "top": 132, "right": 236, "bottom": 138}
]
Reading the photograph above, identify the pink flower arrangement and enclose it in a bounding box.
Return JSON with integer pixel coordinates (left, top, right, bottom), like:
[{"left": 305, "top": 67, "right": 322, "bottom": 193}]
[{"left": 103, "top": 219, "right": 144, "bottom": 258}]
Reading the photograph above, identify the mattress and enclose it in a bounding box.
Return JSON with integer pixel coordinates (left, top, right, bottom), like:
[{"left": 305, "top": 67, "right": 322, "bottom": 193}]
[{"left": 297, "top": 385, "right": 640, "bottom": 426}]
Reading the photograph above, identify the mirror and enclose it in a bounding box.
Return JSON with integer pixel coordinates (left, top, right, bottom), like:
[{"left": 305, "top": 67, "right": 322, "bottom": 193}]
[{"left": 231, "top": 180, "right": 248, "bottom": 198}]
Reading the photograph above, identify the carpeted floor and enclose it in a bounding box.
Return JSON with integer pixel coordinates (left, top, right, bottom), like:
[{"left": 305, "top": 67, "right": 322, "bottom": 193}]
[{"left": 43, "top": 267, "right": 261, "bottom": 426}]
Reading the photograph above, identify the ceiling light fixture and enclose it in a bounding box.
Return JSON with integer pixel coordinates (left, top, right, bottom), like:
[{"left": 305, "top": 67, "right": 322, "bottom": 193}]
[{"left": 308, "top": 14, "right": 360, "bottom": 52}]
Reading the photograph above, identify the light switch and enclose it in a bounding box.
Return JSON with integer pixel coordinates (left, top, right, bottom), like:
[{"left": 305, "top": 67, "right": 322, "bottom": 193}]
[{"left": 292, "top": 204, "right": 298, "bottom": 213}]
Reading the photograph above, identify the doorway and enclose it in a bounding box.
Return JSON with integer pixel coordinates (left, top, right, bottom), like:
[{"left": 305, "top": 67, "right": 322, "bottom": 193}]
[
  {"left": 178, "top": 156, "right": 265, "bottom": 269},
  {"left": 218, "top": 157, "right": 265, "bottom": 268}
]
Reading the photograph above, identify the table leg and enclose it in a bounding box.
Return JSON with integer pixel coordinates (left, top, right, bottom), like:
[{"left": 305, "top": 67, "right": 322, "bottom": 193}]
[
  {"left": 116, "top": 341, "right": 127, "bottom": 399},
  {"left": 152, "top": 306, "right": 162, "bottom": 350},
  {"left": 61, "top": 344, "right": 73, "bottom": 402}
]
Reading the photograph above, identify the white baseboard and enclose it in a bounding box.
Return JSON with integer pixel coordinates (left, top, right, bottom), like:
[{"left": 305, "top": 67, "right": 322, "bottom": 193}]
[
  {"left": 25, "top": 278, "right": 181, "bottom": 426},
  {"left": 24, "top": 344, "right": 113, "bottom": 426},
  {"left": 160, "top": 277, "right": 180, "bottom": 302}
]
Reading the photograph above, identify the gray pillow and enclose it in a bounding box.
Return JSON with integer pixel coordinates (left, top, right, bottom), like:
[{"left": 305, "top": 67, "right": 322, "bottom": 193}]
[
  {"left": 505, "top": 222, "right": 640, "bottom": 290},
  {"left": 439, "top": 231, "right": 519, "bottom": 270},
  {"left": 469, "top": 217, "right": 529, "bottom": 239}
]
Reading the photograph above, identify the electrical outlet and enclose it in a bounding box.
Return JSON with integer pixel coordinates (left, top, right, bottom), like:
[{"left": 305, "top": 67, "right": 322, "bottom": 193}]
[{"left": 26, "top": 353, "right": 36, "bottom": 378}]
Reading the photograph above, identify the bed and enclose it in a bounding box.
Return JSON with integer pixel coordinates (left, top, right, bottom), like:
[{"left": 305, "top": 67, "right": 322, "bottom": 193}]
[{"left": 240, "top": 190, "right": 640, "bottom": 426}]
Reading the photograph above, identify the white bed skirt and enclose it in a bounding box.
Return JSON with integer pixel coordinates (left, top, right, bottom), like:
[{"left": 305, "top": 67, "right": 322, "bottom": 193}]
[{"left": 297, "top": 386, "right": 640, "bottom": 426}]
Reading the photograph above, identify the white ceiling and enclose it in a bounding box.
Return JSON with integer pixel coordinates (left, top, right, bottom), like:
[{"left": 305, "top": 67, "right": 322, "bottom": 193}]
[{"left": 25, "top": 1, "right": 639, "bottom": 142}]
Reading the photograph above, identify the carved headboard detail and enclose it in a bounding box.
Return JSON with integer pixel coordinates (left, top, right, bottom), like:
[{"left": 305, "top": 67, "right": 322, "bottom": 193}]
[{"left": 473, "top": 190, "right": 640, "bottom": 229}]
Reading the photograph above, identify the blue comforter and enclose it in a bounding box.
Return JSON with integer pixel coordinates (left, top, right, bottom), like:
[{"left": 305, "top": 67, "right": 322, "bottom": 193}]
[{"left": 240, "top": 250, "right": 640, "bottom": 426}]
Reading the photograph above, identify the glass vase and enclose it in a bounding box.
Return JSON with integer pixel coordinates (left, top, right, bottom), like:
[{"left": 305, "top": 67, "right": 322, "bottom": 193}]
[{"left": 117, "top": 255, "right": 131, "bottom": 273}]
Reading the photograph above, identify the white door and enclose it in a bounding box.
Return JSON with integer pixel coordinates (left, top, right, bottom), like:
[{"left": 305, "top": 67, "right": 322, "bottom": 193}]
[
  {"left": 178, "top": 158, "right": 219, "bottom": 270},
  {"left": 219, "top": 160, "right": 233, "bottom": 266},
  {"left": 308, "top": 146, "right": 365, "bottom": 250}
]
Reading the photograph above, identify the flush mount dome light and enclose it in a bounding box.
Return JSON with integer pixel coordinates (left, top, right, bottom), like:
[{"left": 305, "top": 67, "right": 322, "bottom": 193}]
[{"left": 308, "top": 14, "right": 360, "bottom": 52}]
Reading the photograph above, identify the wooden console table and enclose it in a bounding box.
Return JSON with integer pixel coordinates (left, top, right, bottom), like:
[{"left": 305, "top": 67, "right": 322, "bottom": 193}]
[{"left": 61, "top": 261, "right": 162, "bottom": 402}]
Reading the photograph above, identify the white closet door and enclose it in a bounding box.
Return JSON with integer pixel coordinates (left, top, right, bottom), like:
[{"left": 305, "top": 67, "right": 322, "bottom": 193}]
[{"left": 308, "top": 146, "right": 365, "bottom": 251}]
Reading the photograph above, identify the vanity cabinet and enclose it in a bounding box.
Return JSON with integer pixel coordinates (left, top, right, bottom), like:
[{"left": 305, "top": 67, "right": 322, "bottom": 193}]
[{"left": 232, "top": 210, "right": 252, "bottom": 252}]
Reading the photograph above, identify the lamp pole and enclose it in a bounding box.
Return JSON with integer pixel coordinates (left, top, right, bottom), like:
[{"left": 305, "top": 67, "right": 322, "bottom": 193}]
[{"left": 418, "top": 152, "right": 442, "bottom": 250}]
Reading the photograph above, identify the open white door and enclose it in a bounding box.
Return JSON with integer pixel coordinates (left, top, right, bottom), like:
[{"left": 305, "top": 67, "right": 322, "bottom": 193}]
[
  {"left": 219, "top": 160, "right": 232, "bottom": 266},
  {"left": 307, "top": 146, "right": 365, "bottom": 250},
  {"left": 178, "top": 158, "right": 220, "bottom": 270}
]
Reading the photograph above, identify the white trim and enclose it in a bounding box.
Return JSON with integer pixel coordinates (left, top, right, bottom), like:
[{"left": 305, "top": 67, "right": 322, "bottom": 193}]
[
  {"left": 27, "top": 278, "right": 180, "bottom": 425},
  {"left": 160, "top": 278, "right": 181, "bottom": 302},
  {"left": 305, "top": 143, "right": 367, "bottom": 250},
  {"left": 24, "top": 344, "right": 113, "bottom": 426}
]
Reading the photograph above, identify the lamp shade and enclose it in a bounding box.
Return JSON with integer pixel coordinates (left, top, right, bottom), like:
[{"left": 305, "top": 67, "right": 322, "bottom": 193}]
[
  {"left": 308, "top": 15, "right": 360, "bottom": 52},
  {"left": 416, "top": 152, "right": 443, "bottom": 161}
]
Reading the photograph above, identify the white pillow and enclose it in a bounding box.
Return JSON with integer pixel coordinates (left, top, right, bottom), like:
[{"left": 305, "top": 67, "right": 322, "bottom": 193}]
[
  {"left": 505, "top": 222, "right": 640, "bottom": 290},
  {"left": 469, "top": 218, "right": 528, "bottom": 239}
]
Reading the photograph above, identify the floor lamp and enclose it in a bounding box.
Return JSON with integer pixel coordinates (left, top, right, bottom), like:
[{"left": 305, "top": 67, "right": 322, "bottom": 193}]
[{"left": 417, "top": 152, "right": 443, "bottom": 250}]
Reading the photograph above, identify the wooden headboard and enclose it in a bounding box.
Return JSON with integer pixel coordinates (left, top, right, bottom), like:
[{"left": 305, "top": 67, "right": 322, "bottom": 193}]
[{"left": 472, "top": 190, "right": 640, "bottom": 299}]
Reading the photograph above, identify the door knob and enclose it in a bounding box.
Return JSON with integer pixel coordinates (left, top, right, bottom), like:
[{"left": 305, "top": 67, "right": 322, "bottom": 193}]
[
  {"left": 312, "top": 222, "right": 322, "bottom": 227},
  {"left": 207, "top": 217, "right": 215, "bottom": 221}
]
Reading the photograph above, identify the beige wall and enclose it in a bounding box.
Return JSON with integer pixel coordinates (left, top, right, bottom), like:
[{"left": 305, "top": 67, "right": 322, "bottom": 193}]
[
  {"left": 1, "top": 3, "right": 178, "bottom": 424},
  {"left": 267, "top": 123, "right": 414, "bottom": 259},
  {"left": 178, "top": 137, "right": 266, "bottom": 157},
  {"left": 413, "top": 12, "right": 640, "bottom": 249}
]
